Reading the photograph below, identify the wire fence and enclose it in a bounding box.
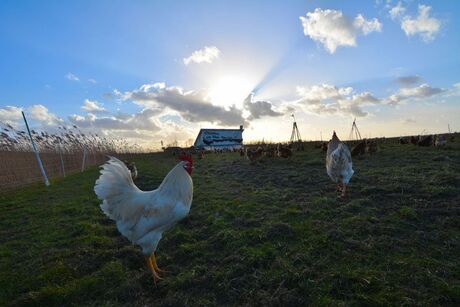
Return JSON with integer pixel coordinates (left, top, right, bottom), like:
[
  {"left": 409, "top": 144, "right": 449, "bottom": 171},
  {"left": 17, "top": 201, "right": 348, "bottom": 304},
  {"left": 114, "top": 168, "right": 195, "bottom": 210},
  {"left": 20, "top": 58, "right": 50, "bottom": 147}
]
[
  {"left": 0, "top": 117, "right": 146, "bottom": 192},
  {"left": 0, "top": 150, "right": 108, "bottom": 192}
]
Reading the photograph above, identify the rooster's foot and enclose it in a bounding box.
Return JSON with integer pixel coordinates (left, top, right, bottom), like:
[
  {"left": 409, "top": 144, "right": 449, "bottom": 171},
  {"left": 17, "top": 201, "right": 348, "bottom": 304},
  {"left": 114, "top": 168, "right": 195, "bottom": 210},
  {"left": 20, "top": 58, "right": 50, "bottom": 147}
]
[
  {"left": 340, "top": 185, "right": 348, "bottom": 198},
  {"left": 336, "top": 183, "right": 343, "bottom": 192},
  {"left": 145, "top": 256, "right": 162, "bottom": 285},
  {"left": 151, "top": 253, "right": 169, "bottom": 274}
]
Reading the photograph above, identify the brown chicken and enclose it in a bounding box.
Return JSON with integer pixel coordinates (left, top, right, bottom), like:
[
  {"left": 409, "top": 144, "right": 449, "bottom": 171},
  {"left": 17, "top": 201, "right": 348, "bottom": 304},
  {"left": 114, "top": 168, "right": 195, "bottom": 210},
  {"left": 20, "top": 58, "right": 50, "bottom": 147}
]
[{"left": 246, "top": 147, "right": 263, "bottom": 163}]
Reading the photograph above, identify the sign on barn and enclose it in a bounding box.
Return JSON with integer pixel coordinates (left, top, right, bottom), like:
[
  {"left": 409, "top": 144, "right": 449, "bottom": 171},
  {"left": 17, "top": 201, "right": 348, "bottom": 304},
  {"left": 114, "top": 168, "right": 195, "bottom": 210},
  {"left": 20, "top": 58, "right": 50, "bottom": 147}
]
[{"left": 193, "top": 126, "right": 244, "bottom": 150}]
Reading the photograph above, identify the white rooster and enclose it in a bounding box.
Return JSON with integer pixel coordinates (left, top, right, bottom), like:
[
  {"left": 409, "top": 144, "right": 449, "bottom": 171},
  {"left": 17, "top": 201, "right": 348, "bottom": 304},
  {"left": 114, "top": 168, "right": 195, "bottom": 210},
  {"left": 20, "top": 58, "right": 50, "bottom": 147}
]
[
  {"left": 94, "top": 154, "right": 193, "bottom": 283},
  {"left": 326, "top": 131, "right": 354, "bottom": 197}
]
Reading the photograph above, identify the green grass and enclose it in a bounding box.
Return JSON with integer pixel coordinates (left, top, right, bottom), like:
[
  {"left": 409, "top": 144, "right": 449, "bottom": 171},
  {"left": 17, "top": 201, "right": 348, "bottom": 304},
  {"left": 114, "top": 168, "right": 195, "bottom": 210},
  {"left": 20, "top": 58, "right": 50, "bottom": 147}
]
[{"left": 1, "top": 138, "right": 460, "bottom": 306}]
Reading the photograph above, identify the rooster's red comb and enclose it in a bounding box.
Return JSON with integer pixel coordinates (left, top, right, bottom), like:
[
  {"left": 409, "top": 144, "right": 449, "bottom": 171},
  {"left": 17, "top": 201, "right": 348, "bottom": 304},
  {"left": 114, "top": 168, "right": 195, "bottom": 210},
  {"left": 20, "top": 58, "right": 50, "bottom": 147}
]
[{"left": 178, "top": 152, "right": 193, "bottom": 164}]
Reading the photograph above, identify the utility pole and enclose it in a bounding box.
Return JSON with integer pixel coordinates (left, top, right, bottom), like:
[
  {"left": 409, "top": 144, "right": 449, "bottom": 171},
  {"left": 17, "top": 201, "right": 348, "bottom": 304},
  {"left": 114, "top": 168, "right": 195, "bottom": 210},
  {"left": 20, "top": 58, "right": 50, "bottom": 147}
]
[
  {"left": 349, "top": 118, "right": 362, "bottom": 141},
  {"left": 290, "top": 114, "right": 302, "bottom": 143}
]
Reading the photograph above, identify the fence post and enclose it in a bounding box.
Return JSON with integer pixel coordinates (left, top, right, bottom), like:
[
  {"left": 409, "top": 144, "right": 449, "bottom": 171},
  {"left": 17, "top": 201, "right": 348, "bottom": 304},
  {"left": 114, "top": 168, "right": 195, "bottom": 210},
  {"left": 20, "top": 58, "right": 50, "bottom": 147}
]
[
  {"left": 22, "top": 111, "right": 50, "bottom": 186},
  {"left": 81, "top": 148, "right": 86, "bottom": 172},
  {"left": 58, "top": 142, "right": 66, "bottom": 177}
]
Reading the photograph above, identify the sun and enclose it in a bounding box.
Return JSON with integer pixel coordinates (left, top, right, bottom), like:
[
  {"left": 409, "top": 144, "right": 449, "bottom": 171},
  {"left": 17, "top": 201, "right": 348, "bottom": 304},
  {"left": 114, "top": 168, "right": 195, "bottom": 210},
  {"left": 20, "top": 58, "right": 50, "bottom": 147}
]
[{"left": 209, "top": 75, "right": 255, "bottom": 109}]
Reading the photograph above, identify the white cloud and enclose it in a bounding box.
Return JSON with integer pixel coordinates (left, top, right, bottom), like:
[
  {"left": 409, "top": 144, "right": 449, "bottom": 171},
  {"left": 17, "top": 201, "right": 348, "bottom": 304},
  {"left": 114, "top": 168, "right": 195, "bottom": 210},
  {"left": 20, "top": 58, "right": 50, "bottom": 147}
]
[
  {"left": 69, "top": 108, "right": 161, "bottom": 132},
  {"left": 139, "top": 82, "right": 166, "bottom": 92},
  {"left": 70, "top": 114, "right": 85, "bottom": 122},
  {"left": 81, "top": 99, "right": 107, "bottom": 113},
  {"left": 65, "top": 73, "right": 80, "bottom": 81},
  {"left": 447, "top": 82, "right": 460, "bottom": 97},
  {"left": 387, "top": 83, "right": 445, "bottom": 104},
  {"left": 119, "top": 82, "right": 283, "bottom": 126},
  {"left": 243, "top": 94, "right": 283, "bottom": 120},
  {"left": 28, "top": 105, "right": 63, "bottom": 125},
  {"left": 399, "top": 83, "right": 443, "bottom": 97},
  {"left": 354, "top": 14, "right": 382, "bottom": 35},
  {"left": 68, "top": 108, "right": 196, "bottom": 148},
  {"left": 296, "top": 84, "right": 353, "bottom": 104},
  {"left": 401, "top": 5, "right": 441, "bottom": 42},
  {"left": 337, "top": 92, "right": 381, "bottom": 117},
  {"left": 183, "top": 46, "right": 221, "bottom": 65},
  {"left": 0, "top": 106, "right": 23, "bottom": 125},
  {"left": 295, "top": 82, "right": 445, "bottom": 117},
  {"left": 345, "top": 105, "right": 368, "bottom": 117},
  {"left": 295, "top": 83, "right": 380, "bottom": 117},
  {"left": 306, "top": 103, "right": 339, "bottom": 115},
  {"left": 339, "top": 92, "right": 380, "bottom": 106},
  {"left": 0, "top": 104, "right": 63, "bottom": 126},
  {"left": 88, "top": 78, "right": 97, "bottom": 84},
  {"left": 389, "top": 1, "right": 406, "bottom": 20},
  {"left": 299, "top": 8, "right": 382, "bottom": 53},
  {"left": 121, "top": 83, "right": 246, "bottom": 126}
]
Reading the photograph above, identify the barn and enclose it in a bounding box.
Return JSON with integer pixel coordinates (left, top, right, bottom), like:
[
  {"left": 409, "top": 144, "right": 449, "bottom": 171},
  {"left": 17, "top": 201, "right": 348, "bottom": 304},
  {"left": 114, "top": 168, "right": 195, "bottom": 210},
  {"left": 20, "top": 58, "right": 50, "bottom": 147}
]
[{"left": 193, "top": 126, "right": 244, "bottom": 150}]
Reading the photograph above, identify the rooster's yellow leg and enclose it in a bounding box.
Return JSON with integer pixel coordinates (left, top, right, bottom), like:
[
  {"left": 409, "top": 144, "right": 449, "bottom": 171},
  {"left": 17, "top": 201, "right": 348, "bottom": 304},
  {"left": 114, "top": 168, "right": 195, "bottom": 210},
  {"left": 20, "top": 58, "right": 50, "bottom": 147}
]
[
  {"left": 341, "top": 185, "right": 348, "bottom": 197},
  {"left": 151, "top": 253, "right": 168, "bottom": 273},
  {"left": 145, "top": 256, "right": 162, "bottom": 284}
]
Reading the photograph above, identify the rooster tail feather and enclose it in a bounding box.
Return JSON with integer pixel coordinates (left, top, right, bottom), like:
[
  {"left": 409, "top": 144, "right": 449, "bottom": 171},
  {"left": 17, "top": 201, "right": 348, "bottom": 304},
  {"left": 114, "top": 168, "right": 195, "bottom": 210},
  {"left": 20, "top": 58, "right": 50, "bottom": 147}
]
[{"left": 94, "top": 156, "right": 145, "bottom": 222}]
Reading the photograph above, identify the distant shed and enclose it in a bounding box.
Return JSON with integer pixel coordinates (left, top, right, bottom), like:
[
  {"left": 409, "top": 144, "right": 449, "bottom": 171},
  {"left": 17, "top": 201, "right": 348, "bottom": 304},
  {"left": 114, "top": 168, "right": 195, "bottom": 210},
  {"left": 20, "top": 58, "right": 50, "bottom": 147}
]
[
  {"left": 163, "top": 146, "right": 182, "bottom": 155},
  {"left": 193, "top": 126, "right": 244, "bottom": 150}
]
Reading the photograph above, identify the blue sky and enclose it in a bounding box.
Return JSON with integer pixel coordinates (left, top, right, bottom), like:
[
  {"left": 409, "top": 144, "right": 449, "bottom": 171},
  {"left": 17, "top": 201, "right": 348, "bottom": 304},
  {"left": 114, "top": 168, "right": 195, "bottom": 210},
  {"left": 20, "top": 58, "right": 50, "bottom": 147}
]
[{"left": 1, "top": 0, "right": 459, "bottom": 148}]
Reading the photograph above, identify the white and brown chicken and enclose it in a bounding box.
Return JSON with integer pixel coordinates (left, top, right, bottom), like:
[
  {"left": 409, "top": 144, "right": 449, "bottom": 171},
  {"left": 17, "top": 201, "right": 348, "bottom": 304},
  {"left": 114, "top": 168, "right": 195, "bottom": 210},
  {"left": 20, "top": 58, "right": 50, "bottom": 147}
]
[
  {"left": 326, "top": 132, "right": 354, "bottom": 197},
  {"left": 94, "top": 154, "right": 193, "bottom": 284}
]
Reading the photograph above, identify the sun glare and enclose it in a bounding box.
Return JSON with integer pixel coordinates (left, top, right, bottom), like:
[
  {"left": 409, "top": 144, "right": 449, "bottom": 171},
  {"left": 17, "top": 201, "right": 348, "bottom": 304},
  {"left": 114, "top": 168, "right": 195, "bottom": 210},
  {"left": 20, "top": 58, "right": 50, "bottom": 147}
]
[{"left": 209, "top": 75, "right": 255, "bottom": 109}]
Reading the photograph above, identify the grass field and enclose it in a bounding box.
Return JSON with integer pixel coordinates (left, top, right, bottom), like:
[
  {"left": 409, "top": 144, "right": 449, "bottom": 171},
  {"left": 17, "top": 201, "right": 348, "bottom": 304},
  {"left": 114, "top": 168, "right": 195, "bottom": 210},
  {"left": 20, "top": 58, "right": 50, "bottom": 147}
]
[{"left": 1, "top": 138, "right": 460, "bottom": 306}]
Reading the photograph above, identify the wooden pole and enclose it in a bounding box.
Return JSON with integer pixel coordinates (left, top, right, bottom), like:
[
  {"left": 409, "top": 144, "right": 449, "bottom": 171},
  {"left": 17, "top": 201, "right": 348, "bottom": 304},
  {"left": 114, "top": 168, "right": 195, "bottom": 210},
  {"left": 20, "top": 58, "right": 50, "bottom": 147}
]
[{"left": 22, "top": 111, "right": 50, "bottom": 186}]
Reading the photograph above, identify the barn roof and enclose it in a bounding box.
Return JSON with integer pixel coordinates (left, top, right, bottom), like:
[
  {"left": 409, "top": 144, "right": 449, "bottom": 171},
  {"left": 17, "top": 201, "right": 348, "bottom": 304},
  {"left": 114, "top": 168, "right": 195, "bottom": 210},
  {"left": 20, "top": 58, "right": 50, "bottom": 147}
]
[{"left": 196, "top": 128, "right": 243, "bottom": 132}]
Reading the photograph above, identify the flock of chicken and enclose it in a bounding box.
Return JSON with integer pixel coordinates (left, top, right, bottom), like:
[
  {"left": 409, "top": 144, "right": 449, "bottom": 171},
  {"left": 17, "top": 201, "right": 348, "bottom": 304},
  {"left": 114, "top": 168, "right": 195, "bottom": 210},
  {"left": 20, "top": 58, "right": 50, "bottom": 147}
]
[
  {"left": 244, "top": 143, "right": 293, "bottom": 162},
  {"left": 399, "top": 133, "right": 451, "bottom": 147},
  {"left": 93, "top": 132, "right": 354, "bottom": 284}
]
